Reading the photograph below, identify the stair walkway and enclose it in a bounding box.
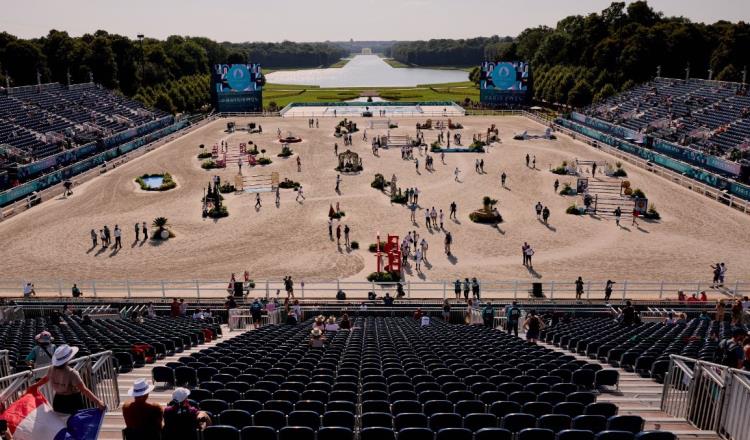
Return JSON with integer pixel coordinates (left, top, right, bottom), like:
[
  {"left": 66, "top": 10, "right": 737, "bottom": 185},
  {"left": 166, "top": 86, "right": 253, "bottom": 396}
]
[
  {"left": 582, "top": 177, "right": 635, "bottom": 218},
  {"left": 99, "top": 324, "right": 248, "bottom": 440},
  {"left": 536, "top": 338, "right": 719, "bottom": 440}
]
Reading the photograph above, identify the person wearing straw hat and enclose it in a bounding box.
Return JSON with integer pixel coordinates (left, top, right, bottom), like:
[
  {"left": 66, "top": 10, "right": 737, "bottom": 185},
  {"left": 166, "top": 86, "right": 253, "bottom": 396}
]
[
  {"left": 163, "top": 388, "right": 210, "bottom": 440},
  {"left": 25, "top": 331, "right": 56, "bottom": 369},
  {"left": 29, "top": 344, "right": 106, "bottom": 414},
  {"left": 123, "top": 379, "right": 162, "bottom": 438},
  {"left": 309, "top": 328, "right": 326, "bottom": 348}
]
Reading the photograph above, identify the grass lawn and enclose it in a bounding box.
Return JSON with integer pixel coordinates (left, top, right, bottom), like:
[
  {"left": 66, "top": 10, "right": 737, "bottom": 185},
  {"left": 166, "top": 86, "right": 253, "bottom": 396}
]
[
  {"left": 263, "top": 81, "right": 479, "bottom": 109},
  {"left": 381, "top": 57, "right": 473, "bottom": 72}
]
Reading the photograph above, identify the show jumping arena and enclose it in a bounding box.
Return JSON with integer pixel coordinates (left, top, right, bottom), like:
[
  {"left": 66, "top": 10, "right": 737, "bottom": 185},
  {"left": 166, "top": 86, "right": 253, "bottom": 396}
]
[
  {"left": 1, "top": 114, "right": 749, "bottom": 300},
  {"left": 280, "top": 102, "right": 466, "bottom": 117}
]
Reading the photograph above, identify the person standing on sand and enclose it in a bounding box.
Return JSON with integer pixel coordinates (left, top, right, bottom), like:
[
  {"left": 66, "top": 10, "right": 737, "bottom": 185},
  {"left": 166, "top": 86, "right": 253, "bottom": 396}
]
[
  {"left": 90, "top": 229, "right": 97, "bottom": 247},
  {"left": 449, "top": 201, "right": 457, "bottom": 220},
  {"left": 525, "top": 245, "right": 535, "bottom": 269},
  {"left": 420, "top": 238, "right": 428, "bottom": 262},
  {"left": 554, "top": 179, "right": 559, "bottom": 193},
  {"left": 444, "top": 231, "right": 452, "bottom": 255},
  {"left": 614, "top": 206, "right": 622, "bottom": 227},
  {"left": 454, "top": 167, "right": 460, "bottom": 182},
  {"left": 255, "top": 193, "right": 262, "bottom": 209},
  {"left": 142, "top": 222, "right": 148, "bottom": 240},
  {"left": 134, "top": 222, "right": 140, "bottom": 241},
  {"left": 409, "top": 202, "right": 417, "bottom": 222},
  {"left": 113, "top": 225, "right": 122, "bottom": 250},
  {"left": 334, "top": 143, "right": 338, "bottom": 156},
  {"left": 336, "top": 224, "right": 341, "bottom": 245},
  {"left": 344, "top": 224, "right": 350, "bottom": 247},
  {"left": 297, "top": 156, "right": 302, "bottom": 172},
  {"left": 413, "top": 188, "right": 419, "bottom": 205},
  {"left": 424, "top": 208, "right": 431, "bottom": 229},
  {"left": 415, "top": 248, "right": 423, "bottom": 272},
  {"left": 328, "top": 218, "right": 333, "bottom": 239},
  {"left": 532, "top": 155, "right": 536, "bottom": 169},
  {"left": 535, "top": 202, "right": 543, "bottom": 219},
  {"left": 439, "top": 209, "right": 444, "bottom": 229},
  {"left": 522, "top": 242, "right": 529, "bottom": 266},
  {"left": 275, "top": 186, "right": 281, "bottom": 206},
  {"left": 104, "top": 225, "right": 111, "bottom": 246},
  {"left": 501, "top": 172, "right": 507, "bottom": 187},
  {"left": 100, "top": 229, "right": 106, "bottom": 248},
  {"left": 525, "top": 153, "right": 530, "bottom": 167},
  {"left": 542, "top": 206, "right": 550, "bottom": 224}
]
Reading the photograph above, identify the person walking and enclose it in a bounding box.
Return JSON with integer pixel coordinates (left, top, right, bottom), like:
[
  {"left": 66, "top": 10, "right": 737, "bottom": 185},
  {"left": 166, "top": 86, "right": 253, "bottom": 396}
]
[
  {"left": 409, "top": 202, "right": 417, "bottom": 222},
  {"left": 90, "top": 229, "right": 97, "bottom": 247},
  {"left": 336, "top": 224, "right": 341, "bottom": 245},
  {"left": 454, "top": 167, "right": 460, "bottom": 182},
  {"left": 297, "top": 156, "right": 302, "bottom": 172},
  {"left": 525, "top": 153, "right": 530, "bottom": 167},
  {"left": 535, "top": 202, "right": 543, "bottom": 219},
  {"left": 344, "top": 224, "right": 350, "bottom": 247},
  {"left": 604, "top": 280, "right": 615, "bottom": 302},
  {"left": 532, "top": 155, "right": 536, "bottom": 169},
  {"left": 328, "top": 218, "right": 333, "bottom": 239},
  {"left": 30, "top": 345, "right": 106, "bottom": 414},
  {"left": 415, "top": 248, "right": 423, "bottom": 272},
  {"left": 420, "top": 238, "right": 428, "bottom": 262},
  {"left": 334, "top": 143, "right": 338, "bottom": 156},
  {"left": 632, "top": 207, "right": 639, "bottom": 226},
  {"left": 575, "top": 276, "right": 585, "bottom": 300},
  {"left": 449, "top": 201, "right": 457, "bottom": 220},
  {"left": 255, "top": 193, "right": 262, "bottom": 209},
  {"left": 542, "top": 206, "right": 550, "bottom": 224},
  {"left": 335, "top": 174, "right": 341, "bottom": 193},
  {"left": 141, "top": 221, "right": 148, "bottom": 240},
  {"left": 501, "top": 172, "right": 507, "bottom": 187},
  {"left": 454, "top": 279, "right": 461, "bottom": 299},
  {"left": 296, "top": 185, "right": 305, "bottom": 201},
  {"left": 444, "top": 231, "right": 452, "bottom": 255},
  {"left": 554, "top": 179, "right": 559, "bottom": 193},
  {"left": 614, "top": 206, "right": 622, "bottom": 227},
  {"left": 113, "top": 225, "right": 122, "bottom": 250},
  {"left": 424, "top": 208, "right": 431, "bottom": 229},
  {"left": 439, "top": 209, "right": 444, "bottom": 229},
  {"left": 480, "top": 159, "right": 485, "bottom": 173},
  {"left": 523, "top": 311, "right": 544, "bottom": 343},
  {"left": 25, "top": 331, "right": 56, "bottom": 370}
]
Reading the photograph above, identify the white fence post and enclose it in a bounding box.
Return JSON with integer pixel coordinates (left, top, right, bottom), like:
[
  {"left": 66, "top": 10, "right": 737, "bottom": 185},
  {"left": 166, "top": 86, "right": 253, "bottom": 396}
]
[
  {"left": 586, "top": 281, "right": 591, "bottom": 300},
  {"left": 92, "top": 280, "right": 97, "bottom": 298},
  {"left": 622, "top": 280, "right": 628, "bottom": 300},
  {"left": 734, "top": 280, "right": 740, "bottom": 296},
  {"left": 513, "top": 281, "right": 518, "bottom": 300},
  {"left": 58, "top": 281, "right": 63, "bottom": 298},
  {"left": 659, "top": 281, "right": 664, "bottom": 300},
  {"left": 160, "top": 280, "right": 166, "bottom": 298},
  {"left": 265, "top": 281, "right": 269, "bottom": 298},
  {"left": 442, "top": 281, "right": 446, "bottom": 301},
  {"left": 195, "top": 280, "right": 200, "bottom": 300},
  {"left": 126, "top": 280, "right": 131, "bottom": 299},
  {"left": 407, "top": 281, "right": 411, "bottom": 299},
  {"left": 550, "top": 281, "right": 555, "bottom": 300}
]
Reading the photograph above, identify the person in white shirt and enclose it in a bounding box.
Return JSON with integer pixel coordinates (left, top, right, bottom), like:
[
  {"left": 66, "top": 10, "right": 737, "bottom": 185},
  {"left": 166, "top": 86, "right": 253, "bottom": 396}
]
[
  {"left": 324, "top": 317, "right": 339, "bottom": 332},
  {"left": 23, "top": 282, "right": 36, "bottom": 298}
]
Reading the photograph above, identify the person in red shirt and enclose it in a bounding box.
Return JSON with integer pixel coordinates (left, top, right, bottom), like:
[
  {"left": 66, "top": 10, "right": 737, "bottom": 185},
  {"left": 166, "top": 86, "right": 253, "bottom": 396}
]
[
  {"left": 678, "top": 291, "right": 686, "bottom": 301},
  {"left": 699, "top": 291, "right": 708, "bottom": 301},
  {"left": 170, "top": 298, "right": 180, "bottom": 318},
  {"left": 687, "top": 293, "right": 699, "bottom": 302}
]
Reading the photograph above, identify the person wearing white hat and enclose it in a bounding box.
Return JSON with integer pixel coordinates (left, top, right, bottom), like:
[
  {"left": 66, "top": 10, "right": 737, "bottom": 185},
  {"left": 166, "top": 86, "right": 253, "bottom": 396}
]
[
  {"left": 30, "top": 344, "right": 105, "bottom": 414},
  {"left": 163, "top": 388, "right": 211, "bottom": 440},
  {"left": 25, "top": 331, "right": 56, "bottom": 369},
  {"left": 123, "top": 379, "right": 162, "bottom": 437}
]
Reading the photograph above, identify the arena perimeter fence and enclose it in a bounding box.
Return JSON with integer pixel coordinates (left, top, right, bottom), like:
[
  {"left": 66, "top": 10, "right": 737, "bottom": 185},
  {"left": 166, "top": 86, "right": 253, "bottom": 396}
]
[
  {"left": 1, "top": 279, "right": 745, "bottom": 301},
  {"left": 662, "top": 354, "right": 750, "bottom": 440}
]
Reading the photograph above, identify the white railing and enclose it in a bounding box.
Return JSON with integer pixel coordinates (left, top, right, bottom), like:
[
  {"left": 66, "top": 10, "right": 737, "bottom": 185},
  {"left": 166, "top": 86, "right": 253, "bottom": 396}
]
[
  {"left": 0, "top": 351, "right": 119, "bottom": 411},
  {"left": 662, "top": 354, "right": 750, "bottom": 439},
  {"left": 553, "top": 124, "right": 750, "bottom": 215},
  {"left": 0, "top": 305, "right": 24, "bottom": 323},
  {"left": 2, "top": 278, "right": 745, "bottom": 300},
  {"left": 0, "top": 350, "right": 10, "bottom": 377}
]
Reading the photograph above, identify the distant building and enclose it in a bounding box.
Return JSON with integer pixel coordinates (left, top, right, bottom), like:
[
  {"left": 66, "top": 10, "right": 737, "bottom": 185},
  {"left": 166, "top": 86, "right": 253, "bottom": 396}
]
[{"left": 361, "top": 48, "right": 372, "bottom": 55}]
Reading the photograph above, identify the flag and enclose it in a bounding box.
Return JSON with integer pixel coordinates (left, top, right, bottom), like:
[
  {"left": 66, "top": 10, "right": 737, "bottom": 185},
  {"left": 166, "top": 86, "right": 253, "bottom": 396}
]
[{"left": 1, "top": 389, "right": 103, "bottom": 440}]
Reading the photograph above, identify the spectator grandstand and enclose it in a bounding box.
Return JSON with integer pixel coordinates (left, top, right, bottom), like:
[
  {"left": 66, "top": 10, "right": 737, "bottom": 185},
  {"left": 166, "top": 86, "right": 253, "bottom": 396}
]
[
  {"left": 584, "top": 78, "right": 750, "bottom": 163},
  {"left": 0, "top": 82, "right": 170, "bottom": 189}
]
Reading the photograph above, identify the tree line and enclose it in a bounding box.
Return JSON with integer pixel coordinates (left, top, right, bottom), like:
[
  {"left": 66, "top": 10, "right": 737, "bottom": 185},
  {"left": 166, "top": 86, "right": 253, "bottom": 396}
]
[
  {"left": 0, "top": 31, "right": 347, "bottom": 112},
  {"left": 396, "top": 1, "right": 750, "bottom": 107}
]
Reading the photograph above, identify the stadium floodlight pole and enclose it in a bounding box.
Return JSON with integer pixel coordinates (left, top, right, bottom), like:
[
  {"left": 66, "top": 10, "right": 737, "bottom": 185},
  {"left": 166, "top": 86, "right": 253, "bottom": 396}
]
[{"left": 137, "top": 34, "right": 145, "bottom": 87}]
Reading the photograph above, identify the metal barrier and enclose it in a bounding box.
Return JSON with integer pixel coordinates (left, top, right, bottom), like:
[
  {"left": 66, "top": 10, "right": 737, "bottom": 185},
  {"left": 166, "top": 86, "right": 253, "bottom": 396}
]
[
  {"left": 0, "top": 305, "right": 24, "bottom": 323},
  {"left": 661, "top": 354, "right": 750, "bottom": 439},
  {"left": 0, "top": 351, "right": 119, "bottom": 411},
  {"left": 2, "top": 278, "right": 745, "bottom": 300},
  {"left": 0, "top": 350, "right": 10, "bottom": 377}
]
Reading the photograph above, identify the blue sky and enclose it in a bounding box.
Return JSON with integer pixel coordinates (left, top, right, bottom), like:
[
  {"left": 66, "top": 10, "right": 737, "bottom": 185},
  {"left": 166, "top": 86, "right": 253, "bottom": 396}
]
[{"left": 3, "top": 0, "right": 749, "bottom": 41}]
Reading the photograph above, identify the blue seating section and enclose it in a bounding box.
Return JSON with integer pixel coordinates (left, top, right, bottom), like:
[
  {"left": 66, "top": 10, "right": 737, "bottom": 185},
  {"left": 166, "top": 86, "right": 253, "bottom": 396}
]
[{"left": 172, "top": 317, "right": 674, "bottom": 440}]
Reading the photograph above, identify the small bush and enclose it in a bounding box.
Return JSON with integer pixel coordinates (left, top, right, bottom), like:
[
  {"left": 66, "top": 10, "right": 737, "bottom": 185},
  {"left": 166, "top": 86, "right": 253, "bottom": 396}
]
[
  {"left": 248, "top": 145, "right": 259, "bottom": 155},
  {"left": 551, "top": 165, "right": 568, "bottom": 175},
  {"left": 368, "top": 241, "right": 388, "bottom": 252},
  {"left": 367, "top": 271, "right": 401, "bottom": 282},
  {"left": 351, "top": 241, "right": 360, "bottom": 249},
  {"left": 207, "top": 205, "right": 229, "bottom": 218},
  {"left": 197, "top": 152, "right": 213, "bottom": 159},
  {"left": 469, "top": 211, "right": 502, "bottom": 224},
  {"left": 559, "top": 182, "right": 575, "bottom": 195},
  {"left": 612, "top": 167, "right": 628, "bottom": 177},
  {"left": 278, "top": 145, "right": 294, "bottom": 157},
  {"left": 278, "top": 179, "right": 300, "bottom": 189},
  {"left": 371, "top": 173, "right": 387, "bottom": 190},
  {"left": 430, "top": 141, "right": 442, "bottom": 152},
  {"left": 391, "top": 193, "right": 408, "bottom": 204},
  {"left": 644, "top": 203, "right": 661, "bottom": 220},
  {"left": 258, "top": 157, "right": 273, "bottom": 166},
  {"left": 631, "top": 188, "right": 646, "bottom": 199},
  {"left": 330, "top": 211, "right": 346, "bottom": 219},
  {"left": 219, "top": 183, "right": 235, "bottom": 193},
  {"left": 566, "top": 204, "right": 582, "bottom": 215},
  {"left": 201, "top": 160, "right": 218, "bottom": 169}
]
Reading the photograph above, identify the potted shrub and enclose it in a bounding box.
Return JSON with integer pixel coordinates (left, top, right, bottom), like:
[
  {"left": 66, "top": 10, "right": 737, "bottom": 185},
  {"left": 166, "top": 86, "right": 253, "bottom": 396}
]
[
  {"left": 371, "top": 174, "right": 387, "bottom": 190},
  {"left": 151, "top": 217, "right": 174, "bottom": 240}
]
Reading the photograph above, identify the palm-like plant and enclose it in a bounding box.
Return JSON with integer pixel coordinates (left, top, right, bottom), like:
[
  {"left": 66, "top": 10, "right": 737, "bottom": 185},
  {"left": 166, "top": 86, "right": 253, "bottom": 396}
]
[
  {"left": 482, "top": 196, "right": 498, "bottom": 213},
  {"left": 152, "top": 217, "right": 169, "bottom": 229}
]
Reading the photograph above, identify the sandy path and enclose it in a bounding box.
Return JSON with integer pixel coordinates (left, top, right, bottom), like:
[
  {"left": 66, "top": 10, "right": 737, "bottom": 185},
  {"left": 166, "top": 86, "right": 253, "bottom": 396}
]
[{"left": 0, "top": 116, "right": 748, "bottom": 291}]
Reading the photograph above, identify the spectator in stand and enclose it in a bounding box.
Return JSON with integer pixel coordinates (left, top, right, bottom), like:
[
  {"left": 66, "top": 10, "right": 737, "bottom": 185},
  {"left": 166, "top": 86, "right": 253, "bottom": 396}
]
[
  {"left": 25, "top": 331, "right": 55, "bottom": 370},
  {"left": 743, "top": 296, "right": 750, "bottom": 325},
  {"left": 687, "top": 293, "right": 699, "bottom": 303},
  {"left": 621, "top": 300, "right": 636, "bottom": 325},
  {"left": 324, "top": 316, "right": 339, "bottom": 333},
  {"left": 178, "top": 299, "right": 187, "bottom": 317},
  {"left": 413, "top": 308, "right": 423, "bottom": 320},
  {"left": 716, "top": 300, "right": 726, "bottom": 322},
  {"left": 71, "top": 284, "right": 82, "bottom": 298},
  {"left": 678, "top": 291, "right": 686, "bottom": 301},
  {"left": 744, "top": 337, "right": 750, "bottom": 371},
  {"left": 170, "top": 298, "right": 180, "bottom": 317},
  {"left": 162, "top": 388, "right": 210, "bottom": 440},
  {"left": 442, "top": 300, "right": 451, "bottom": 323},
  {"left": 309, "top": 328, "right": 326, "bottom": 348},
  {"left": 383, "top": 292, "right": 394, "bottom": 306},
  {"left": 123, "top": 379, "right": 162, "bottom": 439},
  {"left": 339, "top": 313, "right": 351, "bottom": 330},
  {"left": 30, "top": 345, "right": 106, "bottom": 414},
  {"left": 225, "top": 295, "right": 237, "bottom": 310},
  {"left": 147, "top": 302, "right": 156, "bottom": 318},
  {"left": 23, "top": 282, "right": 35, "bottom": 298},
  {"left": 699, "top": 291, "right": 708, "bottom": 301},
  {"left": 716, "top": 328, "right": 747, "bottom": 369},
  {"left": 731, "top": 299, "right": 743, "bottom": 325},
  {"left": 523, "top": 310, "right": 544, "bottom": 343}
]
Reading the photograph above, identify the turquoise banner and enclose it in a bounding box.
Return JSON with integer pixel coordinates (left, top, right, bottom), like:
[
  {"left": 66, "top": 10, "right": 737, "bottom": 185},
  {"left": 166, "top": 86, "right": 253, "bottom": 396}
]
[
  {"left": 0, "top": 119, "right": 188, "bottom": 207},
  {"left": 557, "top": 118, "right": 750, "bottom": 201}
]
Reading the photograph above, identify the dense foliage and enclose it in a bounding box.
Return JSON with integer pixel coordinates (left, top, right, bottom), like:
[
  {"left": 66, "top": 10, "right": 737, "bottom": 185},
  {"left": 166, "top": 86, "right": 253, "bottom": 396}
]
[
  {"left": 0, "top": 31, "right": 345, "bottom": 112},
  {"left": 394, "top": 2, "right": 750, "bottom": 107}
]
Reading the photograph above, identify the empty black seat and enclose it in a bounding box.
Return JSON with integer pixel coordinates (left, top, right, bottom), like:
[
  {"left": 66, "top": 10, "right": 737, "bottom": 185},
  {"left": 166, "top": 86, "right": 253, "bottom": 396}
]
[
  {"left": 323, "top": 411, "right": 356, "bottom": 430},
  {"left": 288, "top": 410, "right": 321, "bottom": 430},
  {"left": 204, "top": 425, "right": 239, "bottom": 440},
  {"left": 517, "top": 428, "right": 555, "bottom": 440},
  {"left": 435, "top": 428, "right": 472, "bottom": 440},
  {"left": 362, "top": 427, "right": 396, "bottom": 440},
  {"left": 474, "top": 427, "right": 512, "bottom": 440},
  {"left": 500, "top": 413, "right": 536, "bottom": 433},
  {"left": 279, "top": 426, "right": 314, "bottom": 440},
  {"left": 429, "top": 413, "right": 463, "bottom": 431}
]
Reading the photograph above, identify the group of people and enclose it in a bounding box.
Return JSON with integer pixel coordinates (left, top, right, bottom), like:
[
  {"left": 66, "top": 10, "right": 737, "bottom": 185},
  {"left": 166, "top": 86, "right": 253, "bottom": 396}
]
[
  {"left": 453, "top": 277, "right": 482, "bottom": 300},
  {"left": 534, "top": 201, "right": 551, "bottom": 224},
  {"left": 90, "top": 221, "right": 149, "bottom": 250},
  {"left": 400, "top": 231, "right": 429, "bottom": 272},
  {"left": 521, "top": 242, "right": 536, "bottom": 269},
  {"left": 328, "top": 218, "right": 352, "bottom": 248},
  {"left": 306, "top": 118, "right": 319, "bottom": 128}
]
